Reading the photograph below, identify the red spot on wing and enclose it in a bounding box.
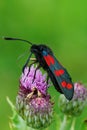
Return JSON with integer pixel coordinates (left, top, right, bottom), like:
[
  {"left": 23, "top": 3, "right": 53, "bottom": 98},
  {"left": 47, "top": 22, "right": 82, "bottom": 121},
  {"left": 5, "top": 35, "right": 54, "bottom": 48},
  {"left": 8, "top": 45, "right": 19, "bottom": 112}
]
[
  {"left": 61, "top": 81, "right": 72, "bottom": 89},
  {"left": 44, "top": 56, "right": 50, "bottom": 66},
  {"left": 48, "top": 55, "right": 55, "bottom": 64},
  {"left": 44, "top": 55, "right": 55, "bottom": 66},
  {"left": 54, "top": 69, "right": 64, "bottom": 76},
  {"left": 66, "top": 83, "right": 73, "bottom": 89},
  {"left": 61, "top": 81, "right": 67, "bottom": 88}
]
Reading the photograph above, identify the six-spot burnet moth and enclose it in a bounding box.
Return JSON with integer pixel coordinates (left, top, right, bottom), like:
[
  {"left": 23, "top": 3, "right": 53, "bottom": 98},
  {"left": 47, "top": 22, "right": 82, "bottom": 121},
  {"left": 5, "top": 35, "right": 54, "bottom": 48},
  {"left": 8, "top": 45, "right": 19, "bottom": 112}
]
[{"left": 4, "top": 37, "right": 74, "bottom": 100}]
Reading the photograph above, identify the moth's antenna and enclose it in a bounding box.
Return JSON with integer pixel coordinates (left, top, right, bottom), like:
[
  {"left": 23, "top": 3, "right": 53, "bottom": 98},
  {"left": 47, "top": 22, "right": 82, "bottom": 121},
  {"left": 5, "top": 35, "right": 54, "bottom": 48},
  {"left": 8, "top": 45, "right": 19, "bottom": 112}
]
[{"left": 3, "top": 37, "right": 33, "bottom": 45}]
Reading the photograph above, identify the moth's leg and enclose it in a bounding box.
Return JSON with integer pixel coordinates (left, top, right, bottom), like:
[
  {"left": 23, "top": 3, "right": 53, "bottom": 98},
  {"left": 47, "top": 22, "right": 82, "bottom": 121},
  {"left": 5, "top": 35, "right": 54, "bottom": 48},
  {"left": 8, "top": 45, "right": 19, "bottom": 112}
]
[
  {"left": 26, "top": 60, "right": 38, "bottom": 76},
  {"left": 28, "top": 60, "right": 37, "bottom": 72},
  {"left": 32, "top": 64, "right": 41, "bottom": 83},
  {"left": 22, "top": 53, "right": 32, "bottom": 72},
  {"left": 30, "top": 58, "right": 36, "bottom": 61}
]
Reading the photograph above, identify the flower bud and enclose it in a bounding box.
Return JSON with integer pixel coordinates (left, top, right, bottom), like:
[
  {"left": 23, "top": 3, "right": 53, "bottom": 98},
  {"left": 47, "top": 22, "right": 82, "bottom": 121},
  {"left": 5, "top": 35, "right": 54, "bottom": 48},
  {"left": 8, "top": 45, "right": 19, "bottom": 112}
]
[{"left": 58, "top": 82, "right": 87, "bottom": 116}]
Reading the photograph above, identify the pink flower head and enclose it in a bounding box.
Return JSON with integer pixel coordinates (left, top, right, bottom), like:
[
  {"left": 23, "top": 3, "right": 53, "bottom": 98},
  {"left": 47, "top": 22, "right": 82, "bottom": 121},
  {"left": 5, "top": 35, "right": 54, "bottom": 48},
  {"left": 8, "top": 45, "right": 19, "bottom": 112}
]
[
  {"left": 74, "top": 82, "right": 87, "bottom": 100},
  {"left": 20, "top": 65, "right": 50, "bottom": 95},
  {"left": 16, "top": 65, "right": 54, "bottom": 129}
]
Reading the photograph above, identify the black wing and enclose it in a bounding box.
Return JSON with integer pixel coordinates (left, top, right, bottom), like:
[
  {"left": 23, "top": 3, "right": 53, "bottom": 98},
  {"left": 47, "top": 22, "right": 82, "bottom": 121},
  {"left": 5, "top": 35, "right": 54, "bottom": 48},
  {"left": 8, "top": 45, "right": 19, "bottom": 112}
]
[{"left": 42, "top": 51, "right": 74, "bottom": 100}]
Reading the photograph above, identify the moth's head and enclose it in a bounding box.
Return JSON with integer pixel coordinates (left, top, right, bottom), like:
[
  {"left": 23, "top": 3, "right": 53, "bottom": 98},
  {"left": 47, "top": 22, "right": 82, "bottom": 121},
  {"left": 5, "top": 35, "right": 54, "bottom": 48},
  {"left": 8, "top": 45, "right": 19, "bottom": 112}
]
[
  {"left": 30, "top": 44, "right": 39, "bottom": 53},
  {"left": 31, "top": 44, "right": 53, "bottom": 55}
]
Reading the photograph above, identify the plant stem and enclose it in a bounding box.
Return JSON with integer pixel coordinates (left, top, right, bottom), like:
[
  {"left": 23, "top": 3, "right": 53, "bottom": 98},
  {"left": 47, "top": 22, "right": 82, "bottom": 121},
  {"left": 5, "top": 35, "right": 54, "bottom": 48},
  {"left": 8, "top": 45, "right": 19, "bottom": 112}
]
[
  {"left": 59, "top": 115, "right": 68, "bottom": 130},
  {"left": 70, "top": 118, "right": 76, "bottom": 130}
]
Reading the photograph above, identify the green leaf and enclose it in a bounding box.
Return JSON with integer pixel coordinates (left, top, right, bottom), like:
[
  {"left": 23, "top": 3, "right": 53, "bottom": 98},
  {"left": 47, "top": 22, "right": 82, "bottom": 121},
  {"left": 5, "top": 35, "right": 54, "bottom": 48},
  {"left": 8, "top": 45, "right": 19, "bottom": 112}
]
[{"left": 6, "top": 97, "right": 34, "bottom": 130}]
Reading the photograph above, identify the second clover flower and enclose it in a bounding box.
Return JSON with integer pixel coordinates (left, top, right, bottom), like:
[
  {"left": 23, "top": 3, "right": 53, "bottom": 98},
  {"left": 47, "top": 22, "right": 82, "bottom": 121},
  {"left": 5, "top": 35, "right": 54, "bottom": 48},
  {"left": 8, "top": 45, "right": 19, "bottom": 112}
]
[{"left": 58, "top": 82, "right": 87, "bottom": 116}]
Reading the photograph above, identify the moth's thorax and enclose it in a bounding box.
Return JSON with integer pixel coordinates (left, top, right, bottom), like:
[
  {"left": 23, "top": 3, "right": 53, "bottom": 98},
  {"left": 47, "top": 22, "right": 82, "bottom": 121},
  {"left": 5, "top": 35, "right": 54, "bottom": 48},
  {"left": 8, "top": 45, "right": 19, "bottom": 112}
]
[
  {"left": 30, "top": 44, "right": 53, "bottom": 55},
  {"left": 30, "top": 44, "right": 53, "bottom": 69}
]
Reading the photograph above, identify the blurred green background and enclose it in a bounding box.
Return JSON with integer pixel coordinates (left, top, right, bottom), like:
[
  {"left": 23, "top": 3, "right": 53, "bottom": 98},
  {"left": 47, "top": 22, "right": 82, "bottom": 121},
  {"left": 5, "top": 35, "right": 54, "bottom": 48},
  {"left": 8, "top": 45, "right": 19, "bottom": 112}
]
[{"left": 0, "top": 0, "right": 87, "bottom": 130}]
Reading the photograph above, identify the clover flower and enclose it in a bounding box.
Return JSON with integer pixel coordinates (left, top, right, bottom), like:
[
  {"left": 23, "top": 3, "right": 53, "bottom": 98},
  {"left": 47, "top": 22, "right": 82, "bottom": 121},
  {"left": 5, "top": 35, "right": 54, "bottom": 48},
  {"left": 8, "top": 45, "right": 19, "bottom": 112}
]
[
  {"left": 58, "top": 82, "right": 87, "bottom": 116},
  {"left": 16, "top": 65, "right": 54, "bottom": 129}
]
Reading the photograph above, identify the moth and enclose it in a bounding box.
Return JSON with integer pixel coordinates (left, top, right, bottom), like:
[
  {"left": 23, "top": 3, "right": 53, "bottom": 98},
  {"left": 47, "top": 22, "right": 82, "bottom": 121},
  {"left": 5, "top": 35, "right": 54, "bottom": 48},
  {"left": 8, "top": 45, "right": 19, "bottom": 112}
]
[{"left": 4, "top": 37, "right": 74, "bottom": 100}]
